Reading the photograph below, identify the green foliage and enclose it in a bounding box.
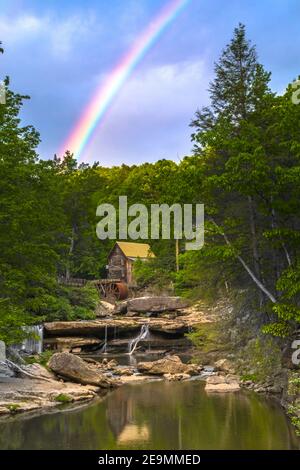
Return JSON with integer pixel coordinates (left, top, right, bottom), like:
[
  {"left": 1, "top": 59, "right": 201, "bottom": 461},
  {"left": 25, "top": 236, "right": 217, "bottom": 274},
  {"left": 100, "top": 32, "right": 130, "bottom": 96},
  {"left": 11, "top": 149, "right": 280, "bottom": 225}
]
[
  {"left": 261, "top": 322, "right": 291, "bottom": 338},
  {"left": 133, "top": 258, "right": 172, "bottom": 290},
  {"left": 25, "top": 350, "right": 53, "bottom": 367},
  {"left": 0, "top": 300, "right": 36, "bottom": 345},
  {"left": 187, "top": 323, "right": 221, "bottom": 353},
  {"left": 237, "top": 337, "right": 282, "bottom": 382},
  {"left": 189, "top": 24, "right": 300, "bottom": 335},
  {"left": 1, "top": 25, "right": 300, "bottom": 346},
  {"left": 40, "top": 284, "right": 98, "bottom": 322},
  {"left": 240, "top": 373, "right": 258, "bottom": 383},
  {"left": 287, "top": 373, "right": 300, "bottom": 435},
  {"left": 287, "top": 407, "right": 300, "bottom": 436}
]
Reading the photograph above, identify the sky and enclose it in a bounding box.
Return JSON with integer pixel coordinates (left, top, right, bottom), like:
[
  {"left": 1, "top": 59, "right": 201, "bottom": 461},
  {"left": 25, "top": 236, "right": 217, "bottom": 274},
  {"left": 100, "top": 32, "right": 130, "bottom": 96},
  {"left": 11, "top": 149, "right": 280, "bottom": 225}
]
[{"left": 0, "top": 0, "right": 299, "bottom": 166}]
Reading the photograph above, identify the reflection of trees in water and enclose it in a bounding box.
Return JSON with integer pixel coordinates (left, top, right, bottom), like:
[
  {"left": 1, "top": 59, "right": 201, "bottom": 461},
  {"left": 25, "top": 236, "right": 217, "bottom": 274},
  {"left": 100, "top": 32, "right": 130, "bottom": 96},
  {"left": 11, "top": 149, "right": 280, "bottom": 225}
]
[
  {"left": 104, "top": 382, "right": 299, "bottom": 450},
  {"left": 0, "top": 382, "right": 298, "bottom": 449},
  {"left": 106, "top": 388, "right": 135, "bottom": 438}
]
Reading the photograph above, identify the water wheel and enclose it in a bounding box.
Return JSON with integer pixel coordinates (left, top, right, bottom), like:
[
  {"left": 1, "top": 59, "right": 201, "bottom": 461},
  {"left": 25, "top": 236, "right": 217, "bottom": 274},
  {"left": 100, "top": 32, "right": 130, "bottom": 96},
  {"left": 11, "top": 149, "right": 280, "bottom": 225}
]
[
  {"left": 92, "top": 279, "right": 129, "bottom": 301},
  {"left": 105, "top": 281, "right": 128, "bottom": 301}
]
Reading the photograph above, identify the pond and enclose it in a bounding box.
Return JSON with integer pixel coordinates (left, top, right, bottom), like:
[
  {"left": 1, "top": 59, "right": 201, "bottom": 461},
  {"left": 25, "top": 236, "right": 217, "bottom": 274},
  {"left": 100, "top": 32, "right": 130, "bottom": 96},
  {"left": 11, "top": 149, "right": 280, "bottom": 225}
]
[{"left": 0, "top": 380, "right": 299, "bottom": 450}]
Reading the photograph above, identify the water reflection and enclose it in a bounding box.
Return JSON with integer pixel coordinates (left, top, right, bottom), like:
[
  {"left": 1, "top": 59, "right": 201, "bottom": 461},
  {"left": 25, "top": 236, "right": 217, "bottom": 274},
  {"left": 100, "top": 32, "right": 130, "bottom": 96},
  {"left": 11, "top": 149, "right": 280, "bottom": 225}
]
[{"left": 0, "top": 381, "right": 298, "bottom": 450}]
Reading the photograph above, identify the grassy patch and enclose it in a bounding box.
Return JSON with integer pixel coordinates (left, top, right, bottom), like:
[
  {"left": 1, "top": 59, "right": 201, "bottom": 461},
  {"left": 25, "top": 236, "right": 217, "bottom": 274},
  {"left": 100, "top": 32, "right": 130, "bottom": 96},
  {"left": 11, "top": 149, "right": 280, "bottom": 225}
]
[
  {"left": 240, "top": 373, "right": 258, "bottom": 383},
  {"left": 54, "top": 393, "right": 73, "bottom": 404},
  {"left": 6, "top": 404, "right": 20, "bottom": 413},
  {"left": 25, "top": 350, "right": 53, "bottom": 367}
]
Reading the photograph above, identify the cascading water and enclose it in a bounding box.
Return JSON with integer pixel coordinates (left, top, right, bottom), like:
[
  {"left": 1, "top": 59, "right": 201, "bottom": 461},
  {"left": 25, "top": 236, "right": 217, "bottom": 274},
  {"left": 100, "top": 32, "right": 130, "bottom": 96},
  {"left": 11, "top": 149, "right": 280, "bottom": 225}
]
[
  {"left": 128, "top": 324, "right": 149, "bottom": 355},
  {"left": 13, "top": 325, "right": 44, "bottom": 354},
  {"left": 101, "top": 325, "right": 108, "bottom": 354}
]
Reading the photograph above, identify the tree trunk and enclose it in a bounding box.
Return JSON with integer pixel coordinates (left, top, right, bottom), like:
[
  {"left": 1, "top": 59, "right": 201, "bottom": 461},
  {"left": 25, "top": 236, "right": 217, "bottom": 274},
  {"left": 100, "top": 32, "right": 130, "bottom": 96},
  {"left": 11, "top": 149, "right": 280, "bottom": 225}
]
[
  {"left": 66, "top": 226, "right": 76, "bottom": 281},
  {"left": 247, "top": 196, "right": 265, "bottom": 305},
  {"left": 271, "top": 205, "right": 292, "bottom": 268},
  {"left": 247, "top": 196, "right": 261, "bottom": 279},
  {"left": 210, "top": 218, "right": 277, "bottom": 303}
]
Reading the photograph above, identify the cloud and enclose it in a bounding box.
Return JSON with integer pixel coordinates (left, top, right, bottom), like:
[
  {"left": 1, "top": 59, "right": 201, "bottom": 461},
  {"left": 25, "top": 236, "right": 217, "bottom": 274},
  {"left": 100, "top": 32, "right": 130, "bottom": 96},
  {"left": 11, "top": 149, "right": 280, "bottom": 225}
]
[
  {"left": 84, "top": 59, "right": 211, "bottom": 165},
  {"left": 116, "top": 60, "right": 208, "bottom": 118},
  {"left": 0, "top": 14, "right": 43, "bottom": 42},
  {"left": 0, "top": 12, "right": 98, "bottom": 59}
]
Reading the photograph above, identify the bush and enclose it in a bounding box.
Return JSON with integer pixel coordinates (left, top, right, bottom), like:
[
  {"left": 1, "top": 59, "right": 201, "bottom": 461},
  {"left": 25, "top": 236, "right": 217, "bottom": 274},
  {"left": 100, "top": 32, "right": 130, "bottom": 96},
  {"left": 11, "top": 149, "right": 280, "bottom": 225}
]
[
  {"left": 35, "top": 283, "right": 98, "bottom": 322},
  {"left": 0, "top": 300, "right": 37, "bottom": 346},
  {"left": 187, "top": 322, "right": 222, "bottom": 353},
  {"left": 237, "top": 337, "right": 282, "bottom": 382},
  {"left": 25, "top": 350, "right": 53, "bottom": 367},
  {"left": 133, "top": 258, "right": 172, "bottom": 290}
]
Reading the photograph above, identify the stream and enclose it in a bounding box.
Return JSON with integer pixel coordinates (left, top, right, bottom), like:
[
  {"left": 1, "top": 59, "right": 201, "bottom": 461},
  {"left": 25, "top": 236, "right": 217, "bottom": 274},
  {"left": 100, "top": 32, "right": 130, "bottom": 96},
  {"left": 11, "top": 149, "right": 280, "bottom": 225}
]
[{"left": 0, "top": 380, "right": 299, "bottom": 450}]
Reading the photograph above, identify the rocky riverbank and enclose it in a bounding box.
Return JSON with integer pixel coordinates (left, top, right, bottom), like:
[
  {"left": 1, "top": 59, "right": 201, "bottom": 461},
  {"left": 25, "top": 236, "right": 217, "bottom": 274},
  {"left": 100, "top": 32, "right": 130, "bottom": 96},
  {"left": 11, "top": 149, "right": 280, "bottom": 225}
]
[
  {"left": 1, "top": 296, "right": 297, "bottom": 427},
  {"left": 0, "top": 349, "right": 245, "bottom": 418},
  {"left": 0, "top": 364, "right": 102, "bottom": 417},
  {"left": 0, "top": 354, "right": 193, "bottom": 415}
]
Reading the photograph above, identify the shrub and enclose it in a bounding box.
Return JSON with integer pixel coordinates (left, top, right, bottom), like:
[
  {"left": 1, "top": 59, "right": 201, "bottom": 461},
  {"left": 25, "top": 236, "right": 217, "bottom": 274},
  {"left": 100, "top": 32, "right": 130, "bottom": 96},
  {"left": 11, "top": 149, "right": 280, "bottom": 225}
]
[{"left": 237, "top": 337, "right": 282, "bottom": 382}]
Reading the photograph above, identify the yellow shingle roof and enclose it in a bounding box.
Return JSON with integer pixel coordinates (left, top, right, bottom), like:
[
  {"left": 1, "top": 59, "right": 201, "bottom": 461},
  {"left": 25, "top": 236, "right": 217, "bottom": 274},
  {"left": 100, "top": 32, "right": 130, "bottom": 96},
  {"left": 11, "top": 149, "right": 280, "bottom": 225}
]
[{"left": 116, "top": 241, "right": 155, "bottom": 259}]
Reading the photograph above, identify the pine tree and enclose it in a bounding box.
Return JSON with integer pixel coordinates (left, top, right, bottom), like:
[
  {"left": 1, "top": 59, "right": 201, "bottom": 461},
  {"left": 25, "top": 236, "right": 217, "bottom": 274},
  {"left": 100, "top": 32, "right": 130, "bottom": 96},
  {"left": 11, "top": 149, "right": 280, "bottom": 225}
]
[
  {"left": 191, "top": 23, "right": 272, "bottom": 147},
  {"left": 190, "top": 24, "right": 276, "bottom": 300}
]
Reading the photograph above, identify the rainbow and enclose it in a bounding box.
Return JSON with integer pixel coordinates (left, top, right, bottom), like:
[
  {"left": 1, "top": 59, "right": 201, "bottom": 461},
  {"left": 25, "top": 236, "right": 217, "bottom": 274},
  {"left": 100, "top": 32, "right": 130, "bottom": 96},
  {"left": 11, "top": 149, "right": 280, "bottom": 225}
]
[{"left": 60, "top": 0, "right": 190, "bottom": 161}]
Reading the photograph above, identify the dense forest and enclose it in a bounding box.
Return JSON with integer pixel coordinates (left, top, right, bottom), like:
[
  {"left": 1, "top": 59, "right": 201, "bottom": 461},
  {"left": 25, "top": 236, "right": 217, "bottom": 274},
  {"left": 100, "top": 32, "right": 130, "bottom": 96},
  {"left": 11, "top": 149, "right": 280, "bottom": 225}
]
[{"left": 0, "top": 25, "right": 300, "bottom": 346}]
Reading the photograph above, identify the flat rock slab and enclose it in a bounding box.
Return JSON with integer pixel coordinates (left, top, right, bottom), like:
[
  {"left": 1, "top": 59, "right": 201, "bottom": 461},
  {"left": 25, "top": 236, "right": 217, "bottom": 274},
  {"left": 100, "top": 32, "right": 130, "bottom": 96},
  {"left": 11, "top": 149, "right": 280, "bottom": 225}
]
[
  {"left": 44, "top": 337, "right": 101, "bottom": 352},
  {"left": 205, "top": 382, "right": 240, "bottom": 392},
  {"left": 44, "top": 319, "right": 139, "bottom": 337},
  {"left": 118, "top": 375, "right": 163, "bottom": 384},
  {"left": 44, "top": 318, "right": 189, "bottom": 337},
  {"left": 205, "top": 374, "right": 240, "bottom": 393},
  {"left": 0, "top": 376, "right": 99, "bottom": 417},
  {"left": 127, "top": 296, "right": 189, "bottom": 313}
]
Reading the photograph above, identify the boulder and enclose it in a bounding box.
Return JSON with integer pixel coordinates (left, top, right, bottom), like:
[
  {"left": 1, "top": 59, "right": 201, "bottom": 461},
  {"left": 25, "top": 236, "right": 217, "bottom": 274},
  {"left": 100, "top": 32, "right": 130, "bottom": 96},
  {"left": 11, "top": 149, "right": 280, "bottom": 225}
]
[
  {"left": 114, "top": 301, "right": 128, "bottom": 315},
  {"left": 214, "top": 358, "right": 235, "bottom": 373},
  {"left": 95, "top": 301, "right": 116, "bottom": 317},
  {"left": 137, "top": 355, "right": 199, "bottom": 376},
  {"left": 0, "top": 340, "right": 5, "bottom": 362},
  {"left": 48, "top": 352, "right": 117, "bottom": 388},
  {"left": 0, "top": 341, "right": 14, "bottom": 378},
  {"left": 163, "top": 373, "right": 191, "bottom": 381},
  {"left": 127, "top": 296, "right": 189, "bottom": 313},
  {"left": 100, "top": 301, "right": 115, "bottom": 312},
  {"left": 205, "top": 374, "right": 240, "bottom": 392},
  {"left": 113, "top": 368, "right": 134, "bottom": 376},
  {"left": 107, "top": 359, "right": 118, "bottom": 369}
]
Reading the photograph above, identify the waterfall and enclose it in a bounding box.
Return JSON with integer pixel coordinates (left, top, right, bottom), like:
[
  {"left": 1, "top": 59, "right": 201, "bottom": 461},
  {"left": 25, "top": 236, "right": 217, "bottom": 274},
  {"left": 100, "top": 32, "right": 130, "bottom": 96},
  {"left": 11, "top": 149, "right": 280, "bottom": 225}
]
[
  {"left": 101, "top": 325, "right": 108, "bottom": 354},
  {"left": 128, "top": 324, "right": 149, "bottom": 356},
  {"left": 13, "top": 325, "right": 44, "bottom": 354}
]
